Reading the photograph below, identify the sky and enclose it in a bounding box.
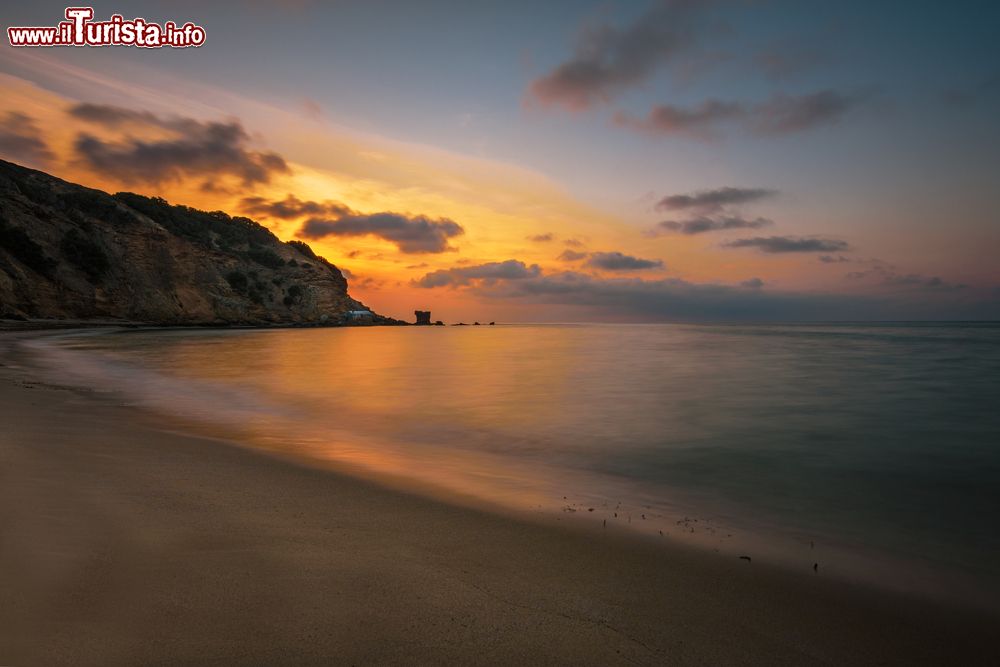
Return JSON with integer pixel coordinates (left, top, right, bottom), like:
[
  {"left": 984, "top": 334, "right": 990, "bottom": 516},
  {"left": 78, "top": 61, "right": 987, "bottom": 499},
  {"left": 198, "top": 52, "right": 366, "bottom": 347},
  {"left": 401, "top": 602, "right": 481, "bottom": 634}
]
[{"left": 1, "top": 0, "right": 998, "bottom": 322}]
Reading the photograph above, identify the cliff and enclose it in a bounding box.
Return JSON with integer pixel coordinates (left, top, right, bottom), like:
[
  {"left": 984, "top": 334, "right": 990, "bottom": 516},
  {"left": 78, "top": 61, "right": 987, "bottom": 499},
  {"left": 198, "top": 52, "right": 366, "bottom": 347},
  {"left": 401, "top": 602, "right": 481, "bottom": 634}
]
[{"left": 0, "top": 160, "right": 389, "bottom": 325}]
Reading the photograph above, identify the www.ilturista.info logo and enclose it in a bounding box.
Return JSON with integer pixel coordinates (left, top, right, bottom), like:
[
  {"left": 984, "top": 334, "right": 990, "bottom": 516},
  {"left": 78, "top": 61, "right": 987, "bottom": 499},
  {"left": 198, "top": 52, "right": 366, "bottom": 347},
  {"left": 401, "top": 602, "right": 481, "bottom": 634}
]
[{"left": 7, "top": 7, "right": 206, "bottom": 48}]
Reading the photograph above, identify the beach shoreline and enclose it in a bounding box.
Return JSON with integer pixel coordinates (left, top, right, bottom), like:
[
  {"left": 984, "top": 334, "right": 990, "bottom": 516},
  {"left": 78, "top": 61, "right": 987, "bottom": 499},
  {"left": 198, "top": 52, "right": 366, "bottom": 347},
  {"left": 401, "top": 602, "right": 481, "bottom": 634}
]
[{"left": 1, "top": 329, "right": 998, "bottom": 665}]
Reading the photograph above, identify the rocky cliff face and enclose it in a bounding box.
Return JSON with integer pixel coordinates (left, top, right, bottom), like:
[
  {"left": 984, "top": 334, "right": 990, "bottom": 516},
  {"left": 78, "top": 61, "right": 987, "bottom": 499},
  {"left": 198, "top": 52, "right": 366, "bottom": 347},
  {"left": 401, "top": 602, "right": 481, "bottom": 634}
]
[{"left": 0, "top": 160, "right": 386, "bottom": 325}]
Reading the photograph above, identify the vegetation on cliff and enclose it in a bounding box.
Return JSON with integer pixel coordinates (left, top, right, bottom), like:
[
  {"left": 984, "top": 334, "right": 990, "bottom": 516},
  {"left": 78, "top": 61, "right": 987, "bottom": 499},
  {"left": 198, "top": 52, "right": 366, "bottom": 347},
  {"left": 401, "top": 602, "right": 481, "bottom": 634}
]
[{"left": 0, "top": 159, "right": 386, "bottom": 325}]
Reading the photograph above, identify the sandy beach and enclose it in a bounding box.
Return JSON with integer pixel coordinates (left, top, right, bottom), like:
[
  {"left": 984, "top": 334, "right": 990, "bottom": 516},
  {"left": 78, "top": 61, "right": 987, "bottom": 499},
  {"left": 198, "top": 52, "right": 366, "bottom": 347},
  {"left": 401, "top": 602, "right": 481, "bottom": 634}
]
[{"left": 1, "top": 329, "right": 998, "bottom": 666}]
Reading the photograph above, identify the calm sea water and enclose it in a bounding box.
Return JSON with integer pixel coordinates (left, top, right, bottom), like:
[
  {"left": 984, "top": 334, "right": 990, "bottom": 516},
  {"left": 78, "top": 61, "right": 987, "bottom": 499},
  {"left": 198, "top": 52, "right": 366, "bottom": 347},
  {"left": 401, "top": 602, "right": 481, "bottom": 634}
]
[{"left": 28, "top": 322, "right": 1000, "bottom": 604}]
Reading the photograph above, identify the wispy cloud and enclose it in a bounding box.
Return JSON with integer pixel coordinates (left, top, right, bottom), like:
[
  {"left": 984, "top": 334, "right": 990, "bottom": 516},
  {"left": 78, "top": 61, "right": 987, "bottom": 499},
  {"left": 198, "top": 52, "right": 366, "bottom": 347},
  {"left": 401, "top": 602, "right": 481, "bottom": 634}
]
[
  {"left": 650, "top": 187, "right": 777, "bottom": 235},
  {"left": 0, "top": 111, "right": 54, "bottom": 165},
  {"left": 526, "top": 0, "right": 712, "bottom": 111},
  {"left": 723, "top": 236, "right": 849, "bottom": 253},
  {"left": 654, "top": 215, "right": 774, "bottom": 235},
  {"left": 614, "top": 90, "right": 862, "bottom": 140},
  {"left": 656, "top": 187, "right": 777, "bottom": 213},
  {"left": 846, "top": 265, "right": 967, "bottom": 291}
]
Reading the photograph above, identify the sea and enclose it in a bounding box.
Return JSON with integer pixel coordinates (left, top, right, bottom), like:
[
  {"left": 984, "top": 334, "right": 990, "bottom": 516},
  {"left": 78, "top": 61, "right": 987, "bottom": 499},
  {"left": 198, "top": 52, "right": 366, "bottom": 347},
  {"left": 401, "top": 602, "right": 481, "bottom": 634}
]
[{"left": 25, "top": 322, "right": 1000, "bottom": 607}]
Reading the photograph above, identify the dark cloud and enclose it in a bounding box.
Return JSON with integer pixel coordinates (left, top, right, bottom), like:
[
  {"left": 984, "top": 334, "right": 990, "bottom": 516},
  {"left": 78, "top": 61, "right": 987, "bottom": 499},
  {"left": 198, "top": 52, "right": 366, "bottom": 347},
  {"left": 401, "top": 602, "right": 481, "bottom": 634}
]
[
  {"left": 0, "top": 112, "right": 54, "bottom": 165},
  {"left": 70, "top": 104, "right": 289, "bottom": 186},
  {"left": 413, "top": 264, "right": 853, "bottom": 320},
  {"left": 723, "top": 236, "right": 849, "bottom": 253},
  {"left": 527, "top": 233, "right": 555, "bottom": 242},
  {"left": 586, "top": 251, "right": 664, "bottom": 271},
  {"left": 613, "top": 100, "right": 742, "bottom": 140},
  {"left": 299, "top": 209, "right": 464, "bottom": 254},
  {"left": 558, "top": 249, "right": 588, "bottom": 262},
  {"left": 413, "top": 260, "right": 541, "bottom": 287},
  {"left": 240, "top": 194, "right": 346, "bottom": 220},
  {"left": 654, "top": 215, "right": 773, "bottom": 235},
  {"left": 614, "top": 90, "right": 861, "bottom": 139},
  {"left": 650, "top": 187, "right": 777, "bottom": 235},
  {"left": 741, "top": 278, "right": 764, "bottom": 289},
  {"left": 846, "top": 265, "right": 967, "bottom": 292},
  {"left": 563, "top": 238, "right": 586, "bottom": 247},
  {"left": 818, "top": 254, "right": 850, "bottom": 263},
  {"left": 526, "top": 0, "right": 711, "bottom": 110},
  {"left": 413, "top": 261, "right": 994, "bottom": 321},
  {"left": 656, "top": 187, "right": 777, "bottom": 213},
  {"left": 68, "top": 103, "right": 167, "bottom": 128}
]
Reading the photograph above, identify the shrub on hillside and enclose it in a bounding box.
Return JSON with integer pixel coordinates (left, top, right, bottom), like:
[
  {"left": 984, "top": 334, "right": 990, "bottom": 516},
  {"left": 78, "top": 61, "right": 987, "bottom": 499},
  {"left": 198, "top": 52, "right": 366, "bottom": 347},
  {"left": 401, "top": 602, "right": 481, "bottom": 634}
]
[
  {"left": 245, "top": 246, "right": 285, "bottom": 269},
  {"left": 114, "top": 193, "right": 277, "bottom": 250},
  {"left": 60, "top": 228, "right": 110, "bottom": 280},
  {"left": 225, "top": 270, "right": 248, "bottom": 294},
  {"left": 0, "top": 217, "right": 56, "bottom": 275}
]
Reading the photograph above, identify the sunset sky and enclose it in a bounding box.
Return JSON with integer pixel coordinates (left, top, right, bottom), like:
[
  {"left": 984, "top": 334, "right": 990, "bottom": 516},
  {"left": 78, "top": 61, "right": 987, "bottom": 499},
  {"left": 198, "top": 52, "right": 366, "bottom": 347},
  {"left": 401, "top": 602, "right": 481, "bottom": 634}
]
[{"left": 1, "top": 0, "right": 998, "bottom": 321}]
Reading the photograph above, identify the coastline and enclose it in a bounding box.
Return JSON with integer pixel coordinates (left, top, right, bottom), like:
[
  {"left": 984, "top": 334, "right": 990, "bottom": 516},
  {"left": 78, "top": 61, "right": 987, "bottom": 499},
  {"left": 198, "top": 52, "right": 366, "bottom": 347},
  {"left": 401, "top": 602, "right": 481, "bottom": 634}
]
[{"left": 2, "top": 329, "right": 998, "bottom": 665}]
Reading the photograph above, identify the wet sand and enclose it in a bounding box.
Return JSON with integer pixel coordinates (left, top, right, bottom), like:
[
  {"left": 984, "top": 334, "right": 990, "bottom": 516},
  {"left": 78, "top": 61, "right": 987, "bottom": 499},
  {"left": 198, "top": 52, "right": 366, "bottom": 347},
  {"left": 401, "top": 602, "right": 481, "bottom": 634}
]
[{"left": 1, "top": 329, "right": 997, "bottom": 665}]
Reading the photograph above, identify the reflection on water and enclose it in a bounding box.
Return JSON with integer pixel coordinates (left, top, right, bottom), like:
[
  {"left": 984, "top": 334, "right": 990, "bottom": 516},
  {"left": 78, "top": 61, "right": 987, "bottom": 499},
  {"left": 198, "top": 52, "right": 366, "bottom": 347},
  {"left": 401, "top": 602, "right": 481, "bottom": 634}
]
[{"left": 28, "top": 322, "right": 1000, "bottom": 604}]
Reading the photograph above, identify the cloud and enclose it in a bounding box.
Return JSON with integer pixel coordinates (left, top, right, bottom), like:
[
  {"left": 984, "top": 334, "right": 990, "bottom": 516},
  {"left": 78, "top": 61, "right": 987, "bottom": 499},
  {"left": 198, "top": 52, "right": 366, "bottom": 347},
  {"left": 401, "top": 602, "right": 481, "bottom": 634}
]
[
  {"left": 614, "top": 100, "right": 746, "bottom": 141},
  {"left": 649, "top": 187, "right": 777, "bottom": 235},
  {"left": 69, "top": 104, "right": 289, "bottom": 186},
  {"left": 654, "top": 215, "right": 773, "bottom": 235},
  {"left": 656, "top": 187, "right": 777, "bottom": 213},
  {"left": 68, "top": 103, "right": 168, "bottom": 128},
  {"left": 723, "top": 236, "right": 849, "bottom": 253},
  {"left": 818, "top": 254, "right": 850, "bottom": 263},
  {"left": 558, "top": 249, "right": 588, "bottom": 262},
  {"left": 0, "top": 111, "right": 54, "bottom": 165},
  {"left": 245, "top": 196, "right": 464, "bottom": 254},
  {"left": 413, "top": 260, "right": 542, "bottom": 287},
  {"left": 613, "top": 100, "right": 742, "bottom": 140},
  {"left": 563, "top": 238, "right": 586, "bottom": 247},
  {"left": 526, "top": 0, "right": 711, "bottom": 110},
  {"left": 527, "top": 233, "right": 555, "bottom": 242},
  {"left": 412, "top": 261, "right": 994, "bottom": 321},
  {"left": 414, "top": 263, "right": 850, "bottom": 320},
  {"left": 749, "top": 90, "right": 860, "bottom": 135},
  {"left": 240, "top": 194, "right": 346, "bottom": 219},
  {"left": 299, "top": 209, "right": 465, "bottom": 254},
  {"left": 846, "top": 265, "right": 967, "bottom": 291},
  {"left": 585, "top": 251, "right": 664, "bottom": 271},
  {"left": 614, "top": 90, "right": 861, "bottom": 139},
  {"left": 740, "top": 277, "right": 764, "bottom": 289}
]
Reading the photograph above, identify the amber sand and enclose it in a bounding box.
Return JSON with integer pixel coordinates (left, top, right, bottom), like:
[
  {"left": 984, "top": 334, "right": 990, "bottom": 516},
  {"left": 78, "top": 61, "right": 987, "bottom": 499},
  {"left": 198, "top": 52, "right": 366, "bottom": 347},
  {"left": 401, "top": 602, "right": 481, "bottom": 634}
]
[{"left": 1, "top": 329, "right": 997, "bottom": 666}]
